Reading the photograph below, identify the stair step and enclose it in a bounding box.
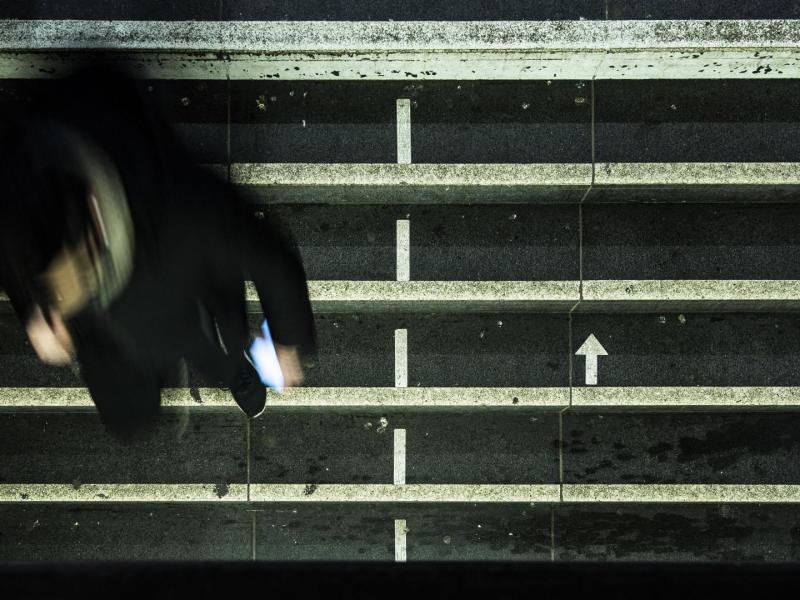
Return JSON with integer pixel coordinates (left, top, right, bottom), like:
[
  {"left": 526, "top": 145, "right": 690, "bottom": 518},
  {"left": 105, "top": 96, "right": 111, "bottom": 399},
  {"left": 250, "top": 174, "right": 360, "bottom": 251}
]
[
  {"left": 2, "top": 502, "right": 799, "bottom": 562},
  {"left": 6, "top": 387, "right": 800, "bottom": 409},
  {"left": 3, "top": 483, "right": 800, "bottom": 503},
  {"left": 288, "top": 281, "right": 800, "bottom": 312},
  {"left": 4, "top": 78, "right": 797, "bottom": 166},
  {"left": 7, "top": 281, "right": 798, "bottom": 313},
  {"left": 2, "top": 312, "right": 795, "bottom": 389},
  {"left": 2, "top": 1, "right": 794, "bottom": 22},
  {"left": 234, "top": 163, "right": 591, "bottom": 204},
  {"left": 0, "top": 1, "right": 604, "bottom": 22},
  {"left": 2, "top": 20, "right": 798, "bottom": 80},
  {"left": 231, "top": 162, "right": 800, "bottom": 204}
]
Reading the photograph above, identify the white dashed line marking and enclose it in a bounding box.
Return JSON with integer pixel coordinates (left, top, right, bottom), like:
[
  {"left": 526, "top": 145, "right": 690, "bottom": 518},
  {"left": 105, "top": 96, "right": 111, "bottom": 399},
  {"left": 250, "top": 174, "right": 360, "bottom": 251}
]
[
  {"left": 395, "top": 329, "right": 408, "bottom": 388},
  {"left": 396, "top": 99, "right": 411, "bottom": 164},
  {"left": 394, "top": 429, "right": 407, "bottom": 486},
  {"left": 396, "top": 219, "right": 410, "bottom": 281},
  {"left": 395, "top": 519, "right": 408, "bottom": 562}
]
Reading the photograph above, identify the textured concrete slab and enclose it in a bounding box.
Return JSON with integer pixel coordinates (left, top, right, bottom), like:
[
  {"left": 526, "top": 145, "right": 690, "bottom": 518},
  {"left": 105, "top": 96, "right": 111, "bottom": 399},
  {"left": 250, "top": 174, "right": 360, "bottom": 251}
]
[
  {"left": 248, "top": 484, "right": 560, "bottom": 503},
  {"left": 223, "top": 1, "right": 604, "bottom": 21},
  {"left": 263, "top": 387, "right": 570, "bottom": 408},
  {"left": 5, "top": 483, "right": 800, "bottom": 504},
  {"left": 234, "top": 163, "right": 592, "bottom": 204},
  {"left": 0, "top": 412, "right": 247, "bottom": 484},
  {"left": 238, "top": 162, "right": 800, "bottom": 204},
  {"left": 0, "top": 387, "right": 570, "bottom": 409},
  {"left": 264, "top": 204, "right": 396, "bottom": 281},
  {"left": 265, "top": 203, "right": 579, "bottom": 281},
  {"left": 563, "top": 484, "right": 800, "bottom": 503},
  {"left": 2, "top": 21, "right": 799, "bottom": 80},
  {"left": 595, "top": 162, "right": 800, "bottom": 186},
  {"left": 570, "top": 313, "right": 800, "bottom": 387},
  {"left": 583, "top": 203, "right": 800, "bottom": 280},
  {"left": 230, "top": 80, "right": 396, "bottom": 164},
  {"left": 138, "top": 78, "right": 229, "bottom": 163},
  {"left": 0, "top": 78, "right": 229, "bottom": 163},
  {"left": 607, "top": 1, "right": 800, "bottom": 20},
  {"left": 579, "top": 280, "right": 800, "bottom": 312},
  {"left": 229, "top": 81, "right": 590, "bottom": 164},
  {"left": 0, "top": 504, "right": 251, "bottom": 560},
  {"left": 0, "top": 1, "right": 224, "bottom": 20},
  {"left": 222, "top": 313, "right": 563, "bottom": 389},
  {"left": 3, "top": 20, "right": 798, "bottom": 54},
  {"left": 595, "top": 80, "right": 800, "bottom": 162},
  {"left": 11, "top": 387, "right": 800, "bottom": 410},
  {"left": 4, "top": 312, "right": 565, "bottom": 390},
  {"left": 401, "top": 412, "right": 560, "bottom": 484},
  {"left": 251, "top": 412, "right": 394, "bottom": 485},
  {"left": 12, "top": 387, "right": 800, "bottom": 410},
  {"left": 250, "top": 411, "right": 559, "bottom": 485},
  {"left": 405, "top": 313, "right": 569, "bottom": 387},
  {"left": 555, "top": 503, "right": 800, "bottom": 561},
  {"left": 295, "top": 281, "right": 580, "bottom": 312},
  {"left": 1, "top": 281, "right": 583, "bottom": 313},
  {"left": 234, "top": 162, "right": 592, "bottom": 186},
  {"left": 276, "top": 313, "right": 393, "bottom": 388},
  {"left": 0, "top": 484, "right": 247, "bottom": 502},
  {"left": 408, "top": 81, "right": 591, "bottom": 164},
  {"left": 253, "top": 503, "right": 552, "bottom": 561},
  {"left": 0, "top": 0, "right": 604, "bottom": 21},
  {"left": 561, "top": 412, "right": 800, "bottom": 484},
  {"left": 254, "top": 503, "right": 395, "bottom": 561},
  {"left": 588, "top": 186, "right": 800, "bottom": 204},
  {"left": 573, "top": 387, "right": 800, "bottom": 408},
  {"left": 3, "top": 500, "right": 800, "bottom": 561},
  {"left": 0, "top": 314, "right": 82, "bottom": 387},
  {"left": 590, "top": 162, "right": 800, "bottom": 203},
  {"left": 5, "top": 281, "right": 798, "bottom": 315}
]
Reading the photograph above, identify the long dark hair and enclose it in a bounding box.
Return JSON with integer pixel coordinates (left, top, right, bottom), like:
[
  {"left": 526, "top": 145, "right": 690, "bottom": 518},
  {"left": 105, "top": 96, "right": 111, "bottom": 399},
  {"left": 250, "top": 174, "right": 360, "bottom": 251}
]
[
  {"left": 0, "top": 120, "right": 96, "bottom": 311},
  {"left": 0, "top": 65, "right": 168, "bottom": 318}
]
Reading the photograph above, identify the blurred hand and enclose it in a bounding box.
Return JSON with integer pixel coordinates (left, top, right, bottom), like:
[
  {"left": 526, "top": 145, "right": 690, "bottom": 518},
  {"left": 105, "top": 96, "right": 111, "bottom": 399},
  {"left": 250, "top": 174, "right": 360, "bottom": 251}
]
[
  {"left": 26, "top": 306, "right": 74, "bottom": 366},
  {"left": 275, "top": 343, "right": 304, "bottom": 388}
]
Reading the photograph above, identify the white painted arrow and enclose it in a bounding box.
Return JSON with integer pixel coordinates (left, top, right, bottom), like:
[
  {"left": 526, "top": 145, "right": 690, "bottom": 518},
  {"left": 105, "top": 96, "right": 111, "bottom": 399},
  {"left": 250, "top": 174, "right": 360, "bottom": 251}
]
[{"left": 575, "top": 334, "right": 608, "bottom": 386}]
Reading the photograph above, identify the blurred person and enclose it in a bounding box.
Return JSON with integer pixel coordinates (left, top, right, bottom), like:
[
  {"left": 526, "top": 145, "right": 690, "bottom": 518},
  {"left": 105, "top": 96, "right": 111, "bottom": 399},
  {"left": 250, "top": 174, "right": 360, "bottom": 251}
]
[{"left": 0, "top": 67, "right": 315, "bottom": 441}]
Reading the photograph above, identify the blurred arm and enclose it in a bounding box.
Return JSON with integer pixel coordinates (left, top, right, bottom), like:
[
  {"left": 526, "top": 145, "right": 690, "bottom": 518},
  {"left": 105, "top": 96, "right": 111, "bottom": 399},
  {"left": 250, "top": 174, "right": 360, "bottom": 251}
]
[{"left": 239, "top": 208, "right": 316, "bottom": 356}]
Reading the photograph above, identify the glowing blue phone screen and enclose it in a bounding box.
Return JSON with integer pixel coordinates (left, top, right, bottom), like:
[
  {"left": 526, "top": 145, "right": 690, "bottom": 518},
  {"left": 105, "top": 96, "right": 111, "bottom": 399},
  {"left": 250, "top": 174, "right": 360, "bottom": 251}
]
[{"left": 248, "top": 320, "right": 284, "bottom": 393}]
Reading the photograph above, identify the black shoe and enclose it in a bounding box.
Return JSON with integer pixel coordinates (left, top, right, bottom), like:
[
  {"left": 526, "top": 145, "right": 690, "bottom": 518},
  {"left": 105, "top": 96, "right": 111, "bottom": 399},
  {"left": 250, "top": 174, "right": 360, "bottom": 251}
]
[{"left": 230, "top": 350, "right": 267, "bottom": 418}]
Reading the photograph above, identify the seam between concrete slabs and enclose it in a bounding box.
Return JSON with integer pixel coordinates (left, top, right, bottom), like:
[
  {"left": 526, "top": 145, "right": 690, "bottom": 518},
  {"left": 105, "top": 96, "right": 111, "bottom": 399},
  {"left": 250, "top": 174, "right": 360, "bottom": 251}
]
[
  {"left": 246, "top": 418, "right": 252, "bottom": 502},
  {"left": 589, "top": 79, "right": 596, "bottom": 186},
  {"left": 251, "top": 511, "right": 257, "bottom": 561},
  {"left": 225, "top": 72, "right": 231, "bottom": 184}
]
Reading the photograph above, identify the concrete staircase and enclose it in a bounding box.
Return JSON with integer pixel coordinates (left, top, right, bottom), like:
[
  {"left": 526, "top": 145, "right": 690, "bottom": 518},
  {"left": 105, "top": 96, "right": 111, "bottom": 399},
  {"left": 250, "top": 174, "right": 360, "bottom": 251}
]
[{"left": 1, "top": 2, "right": 800, "bottom": 561}]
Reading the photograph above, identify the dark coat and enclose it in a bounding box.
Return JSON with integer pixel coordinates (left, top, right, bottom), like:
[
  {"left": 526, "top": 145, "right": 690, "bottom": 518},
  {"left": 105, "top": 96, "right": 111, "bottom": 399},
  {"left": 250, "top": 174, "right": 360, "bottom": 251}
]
[{"left": 0, "top": 67, "right": 316, "bottom": 386}]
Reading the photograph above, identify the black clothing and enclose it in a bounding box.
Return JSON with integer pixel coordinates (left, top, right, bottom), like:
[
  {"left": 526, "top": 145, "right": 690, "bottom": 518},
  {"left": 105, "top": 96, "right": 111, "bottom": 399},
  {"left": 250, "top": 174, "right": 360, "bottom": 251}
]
[{"left": 0, "top": 67, "right": 315, "bottom": 439}]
